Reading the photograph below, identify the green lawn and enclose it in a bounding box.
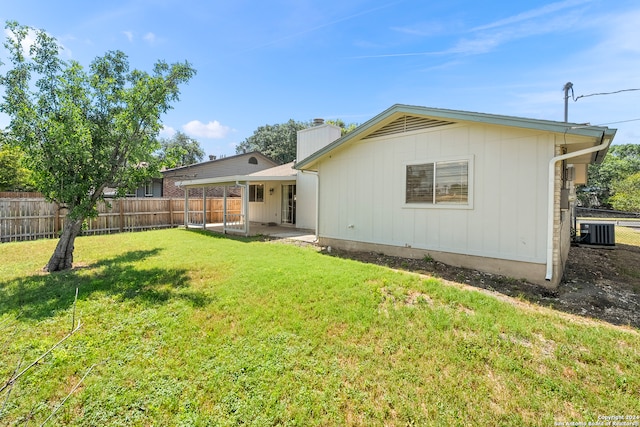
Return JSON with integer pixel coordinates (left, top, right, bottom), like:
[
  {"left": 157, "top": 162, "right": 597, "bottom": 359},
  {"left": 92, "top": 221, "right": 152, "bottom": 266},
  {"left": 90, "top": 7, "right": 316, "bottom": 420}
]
[
  {"left": 616, "top": 225, "right": 640, "bottom": 246},
  {"left": 1, "top": 229, "right": 639, "bottom": 426}
]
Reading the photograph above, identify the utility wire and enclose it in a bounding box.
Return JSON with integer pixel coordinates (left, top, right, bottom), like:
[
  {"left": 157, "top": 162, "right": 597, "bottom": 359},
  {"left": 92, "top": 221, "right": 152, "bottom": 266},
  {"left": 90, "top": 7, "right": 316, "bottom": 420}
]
[
  {"left": 596, "top": 117, "right": 640, "bottom": 126},
  {"left": 572, "top": 87, "right": 640, "bottom": 101},
  {"left": 569, "top": 117, "right": 640, "bottom": 130}
]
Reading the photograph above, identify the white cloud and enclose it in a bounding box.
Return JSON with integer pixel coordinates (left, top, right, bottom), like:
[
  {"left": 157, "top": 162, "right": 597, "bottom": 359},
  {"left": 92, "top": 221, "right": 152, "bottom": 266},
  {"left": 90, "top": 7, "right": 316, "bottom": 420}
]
[
  {"left": 592, "top": 9, "right": 640, "bottom": 55},
  {"left": 355, "top": 2, "right": 590, "bottom": 59},
  {"left": 455, "top": 2, "right": 591, "bottom": 56},
  {"left": 123, "top": 31, "right": 134, "bottom": 42},
  {"left": 4, "top": 27, "right": 69, "bottom": 58},
  {"left": 159, "top": 125, "right": 176, "bottom": 138},
  {"left": 471, "top": 0, "right": 592, "bottom": 31},
  {"left": 183, "top": 120, "right": 232, "bottom": 139},
  {"left": 391, "top": 22, "right": 446, "bottom": 37},
  {"left": 4, "top": 27, "right": 38, "bottom": 58},
  {"left": 143, "top": 32, "right": 157, "bottom": 44}
]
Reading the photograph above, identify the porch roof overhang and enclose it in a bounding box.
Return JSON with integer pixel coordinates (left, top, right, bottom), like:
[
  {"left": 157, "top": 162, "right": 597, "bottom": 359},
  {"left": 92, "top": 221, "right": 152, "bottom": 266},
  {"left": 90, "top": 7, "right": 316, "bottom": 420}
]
[
  {"left": 175, "top": 162, "right": 297, "bottom": 189},
  {"left": 174, "top": 175, "right": 295, "bottom": 189}
]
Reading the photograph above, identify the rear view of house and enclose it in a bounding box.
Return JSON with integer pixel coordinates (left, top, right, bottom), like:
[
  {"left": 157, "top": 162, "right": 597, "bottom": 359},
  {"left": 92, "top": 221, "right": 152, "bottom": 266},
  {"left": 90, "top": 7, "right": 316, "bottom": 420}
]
[{"left": 295, "top": 104, "right": 616, "bottom": 288}]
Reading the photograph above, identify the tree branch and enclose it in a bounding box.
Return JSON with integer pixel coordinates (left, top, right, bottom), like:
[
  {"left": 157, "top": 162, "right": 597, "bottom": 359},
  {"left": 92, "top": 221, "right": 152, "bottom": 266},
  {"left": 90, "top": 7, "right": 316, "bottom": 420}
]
[
  {"left": 0, "top": 352, "right": 25, "bottom": 418},
  {"left": 0, "top": 321, "right": 82, "bottom": 395},
  {"left": 39, "top": 363, "right": 97, "bottom": 427}
]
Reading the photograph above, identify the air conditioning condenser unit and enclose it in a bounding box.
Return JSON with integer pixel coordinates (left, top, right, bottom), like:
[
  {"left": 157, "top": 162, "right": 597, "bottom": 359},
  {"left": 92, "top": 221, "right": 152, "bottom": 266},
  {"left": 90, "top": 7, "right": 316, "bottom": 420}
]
[{"left": 579, "top": 223, "right": 615, "bottom": 246}]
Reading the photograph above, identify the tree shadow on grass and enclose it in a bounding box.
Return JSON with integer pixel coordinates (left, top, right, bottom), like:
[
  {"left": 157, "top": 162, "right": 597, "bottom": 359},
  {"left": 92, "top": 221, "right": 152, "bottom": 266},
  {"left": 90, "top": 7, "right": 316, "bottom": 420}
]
[{"left": 0, "top": 249, "right": 212, "bottom": 321}]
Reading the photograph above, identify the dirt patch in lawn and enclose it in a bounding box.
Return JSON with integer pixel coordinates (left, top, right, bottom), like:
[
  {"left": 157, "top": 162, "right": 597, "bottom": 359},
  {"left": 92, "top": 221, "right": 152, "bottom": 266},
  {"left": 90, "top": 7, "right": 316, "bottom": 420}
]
[{"left": 320, "top": 243, "right": 640, "bottom": 329}]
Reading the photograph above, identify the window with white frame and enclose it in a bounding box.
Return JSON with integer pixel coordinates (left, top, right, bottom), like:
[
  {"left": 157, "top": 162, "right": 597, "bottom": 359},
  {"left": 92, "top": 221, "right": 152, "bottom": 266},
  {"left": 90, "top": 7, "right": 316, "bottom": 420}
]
[
  {"left": 249, "top": 184, "right": 264, "bottom": 202},
  {"left": 406, "top": 160, "right": 469, "bottom": 205},
  {"left": 144, "top": 181, "right": 154, "bottom": 197}
]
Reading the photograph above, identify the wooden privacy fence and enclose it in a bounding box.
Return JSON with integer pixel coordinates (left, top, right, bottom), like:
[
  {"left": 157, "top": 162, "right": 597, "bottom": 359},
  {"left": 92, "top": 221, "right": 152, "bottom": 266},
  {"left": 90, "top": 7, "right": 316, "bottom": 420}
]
[
  {"left": 0, "top": 192, "right": 44, "bottom": 198},
  {"left": 0, "top": 197, "right": 242, "bottom": 243}
]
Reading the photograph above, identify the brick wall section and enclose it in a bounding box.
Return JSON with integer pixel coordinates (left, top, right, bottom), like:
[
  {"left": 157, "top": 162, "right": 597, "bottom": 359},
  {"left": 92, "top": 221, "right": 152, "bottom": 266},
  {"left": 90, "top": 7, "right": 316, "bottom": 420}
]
[{"left": 163, "top": 179, "right": 241, "bottom": 198}]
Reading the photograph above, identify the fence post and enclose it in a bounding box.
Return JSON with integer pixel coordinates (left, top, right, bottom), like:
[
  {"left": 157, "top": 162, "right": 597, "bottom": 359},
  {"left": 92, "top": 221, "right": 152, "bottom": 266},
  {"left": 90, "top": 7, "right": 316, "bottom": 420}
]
[
  {"left": 119, "top": 200, "right": 124, "bottom": 232},
  {"left": 54, "top": 203, "right": 60, "bottom": 237},
  {"left": 169, "top": 198, "right": 174, "bottom": 227},
  {"left": 202, "top": 188, "right": 207, "bottom": 229},
  {"left": 184, "top": 191, "right": 189, "bottom": 227}
]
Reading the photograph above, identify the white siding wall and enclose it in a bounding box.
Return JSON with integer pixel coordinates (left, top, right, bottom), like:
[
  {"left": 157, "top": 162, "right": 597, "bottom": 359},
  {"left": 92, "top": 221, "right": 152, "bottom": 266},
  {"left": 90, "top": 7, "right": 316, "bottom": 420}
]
[
  {"left": 294, "top": 123, "right": 342, "bottom": 230},
  {"left": 317, "top": 123, "right": 554, "bottom": 264},
  {"left": 248, "top": 182, "right": 296, "bottom": 224},
  {"left": 296, "top": 172, "right": 317, "bottom": 230}
]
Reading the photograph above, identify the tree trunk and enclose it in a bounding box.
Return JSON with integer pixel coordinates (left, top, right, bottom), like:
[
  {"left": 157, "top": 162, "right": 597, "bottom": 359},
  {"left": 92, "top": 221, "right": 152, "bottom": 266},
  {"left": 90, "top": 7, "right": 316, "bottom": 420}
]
[{"left": 44, "top": 217, "right": 84, "bottom": 272}]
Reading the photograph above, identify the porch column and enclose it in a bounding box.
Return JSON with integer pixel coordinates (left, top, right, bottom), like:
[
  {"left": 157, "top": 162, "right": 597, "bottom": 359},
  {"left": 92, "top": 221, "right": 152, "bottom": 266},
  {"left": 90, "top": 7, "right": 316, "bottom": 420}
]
[{"left": 244, "top": 183, "right": 250, "bottom": 236}]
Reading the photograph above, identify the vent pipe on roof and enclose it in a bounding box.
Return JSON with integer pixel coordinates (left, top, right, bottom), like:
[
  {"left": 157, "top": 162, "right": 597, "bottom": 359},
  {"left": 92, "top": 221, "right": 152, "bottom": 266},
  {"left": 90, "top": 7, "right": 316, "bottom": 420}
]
[
  {"left": 563, "top": 82, "right": 573, "bottom": 122},
  {"left": 313, "top": 118, "right": 324, "bottom": 126}
]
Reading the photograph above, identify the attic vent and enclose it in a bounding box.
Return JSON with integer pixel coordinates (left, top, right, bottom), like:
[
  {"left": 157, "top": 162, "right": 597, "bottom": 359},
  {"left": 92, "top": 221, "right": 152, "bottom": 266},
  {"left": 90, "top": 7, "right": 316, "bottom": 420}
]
[
  {"left": 248, "top": 156, "right": 258, "bottom": 165},
  {"left": 363, "top": 115, "right": 455, "bottom": 139}
]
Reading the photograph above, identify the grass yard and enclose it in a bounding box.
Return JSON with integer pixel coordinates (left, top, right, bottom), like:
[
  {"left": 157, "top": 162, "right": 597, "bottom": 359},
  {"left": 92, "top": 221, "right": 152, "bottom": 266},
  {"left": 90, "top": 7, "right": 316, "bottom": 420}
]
[
  {"left": 617, "top": 225, "right": 640, "bottom": 247},
  {"left": 1, "top": 229, "right": 639, "bottom": 426}
]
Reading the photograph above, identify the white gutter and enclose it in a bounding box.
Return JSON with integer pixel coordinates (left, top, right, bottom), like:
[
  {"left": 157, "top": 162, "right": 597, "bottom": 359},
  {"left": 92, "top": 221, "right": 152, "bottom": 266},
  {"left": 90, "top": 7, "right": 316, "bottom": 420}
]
[{"left": 545, "top": 133, "right": 610, "bottom": 281}]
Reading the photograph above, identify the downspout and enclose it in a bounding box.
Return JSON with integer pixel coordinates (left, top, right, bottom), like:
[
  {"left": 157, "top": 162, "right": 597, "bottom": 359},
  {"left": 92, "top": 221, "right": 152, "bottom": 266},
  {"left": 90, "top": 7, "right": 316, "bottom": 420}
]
[
  {"left": 300, "top": 170, "right": 319, "bottom": 241},
  {"left": 545, "top": 132, "right": 609, "bottom": 281}
]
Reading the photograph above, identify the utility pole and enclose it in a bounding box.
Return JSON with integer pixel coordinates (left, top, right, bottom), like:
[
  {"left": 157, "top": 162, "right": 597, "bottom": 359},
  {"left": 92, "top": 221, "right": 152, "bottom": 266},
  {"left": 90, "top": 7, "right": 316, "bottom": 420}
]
[
  {"left": 562, "top": 82, "right": 576, "bottom": 242},
  {"left": 563, "top": 82, "right": 573, "bottom": 122}
]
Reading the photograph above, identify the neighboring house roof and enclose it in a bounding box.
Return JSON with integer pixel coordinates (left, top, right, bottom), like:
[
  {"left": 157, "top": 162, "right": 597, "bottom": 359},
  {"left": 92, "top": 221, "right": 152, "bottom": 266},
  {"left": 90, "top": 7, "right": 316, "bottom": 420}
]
[
  {"left": 175, "top": 162, "right": 297, "bottom": 188},
  {"left": 294, "top": 104, "right": 617, "bottom": 170},
  {"left": 162, "top": 151, "right": 278, "bottom": 178}
]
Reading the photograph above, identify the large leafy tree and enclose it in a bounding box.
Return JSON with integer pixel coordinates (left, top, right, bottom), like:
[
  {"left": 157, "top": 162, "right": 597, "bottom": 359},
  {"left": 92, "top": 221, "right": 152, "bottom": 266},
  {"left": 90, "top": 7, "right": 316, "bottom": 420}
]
[
  {"left": 609, "top": 172, "right": 640, "bottom": 212},
  {"left": 0, "top": 130, "right": 35, "bottom": 191},
  {"left": 579, "top": 144, "right": 640, "bottom": 208},
  {"left": 326, "top": 119, "right": 359, "bottom": 136},
  {"left": 236, "top": 119, "right": 359, "bottom": 164},
  {"left": 236, "top": 119, "right": 310, "bottom": 163},
  {"left": 0, "top": 22, "right": 195, "bottom": 271},
  {"left": 158, "top": 131, "right": 205, "bottom": 168}
]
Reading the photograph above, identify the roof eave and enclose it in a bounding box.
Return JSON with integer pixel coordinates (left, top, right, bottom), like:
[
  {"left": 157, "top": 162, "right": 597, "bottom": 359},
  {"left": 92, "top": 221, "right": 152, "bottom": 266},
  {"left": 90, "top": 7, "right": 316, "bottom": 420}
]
[
  {"left": 175, "top": 175, "right": 296, "bottom": 188},
  {"left": 162, "top": 151, "right": 278, "bottom": 174},
  {"left": 294, "top": 104, "right": 616, "bottom": 170}
]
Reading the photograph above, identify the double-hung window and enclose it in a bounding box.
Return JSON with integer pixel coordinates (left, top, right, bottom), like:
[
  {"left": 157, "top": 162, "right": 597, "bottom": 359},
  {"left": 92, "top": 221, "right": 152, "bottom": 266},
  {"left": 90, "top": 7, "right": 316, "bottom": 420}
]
[
  {"left": 249, "top": 184, "right": 264, "bottom": 202},
  {"left": 406, "top": 159, "right": 470, "bottom": 205}
]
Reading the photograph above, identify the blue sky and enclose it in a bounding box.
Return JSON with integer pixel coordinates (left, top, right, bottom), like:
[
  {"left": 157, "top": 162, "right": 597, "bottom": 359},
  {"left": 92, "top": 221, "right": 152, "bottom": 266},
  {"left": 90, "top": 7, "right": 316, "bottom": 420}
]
[{"left": 1, "top": 0, "right": 639, "bottom": 158}]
